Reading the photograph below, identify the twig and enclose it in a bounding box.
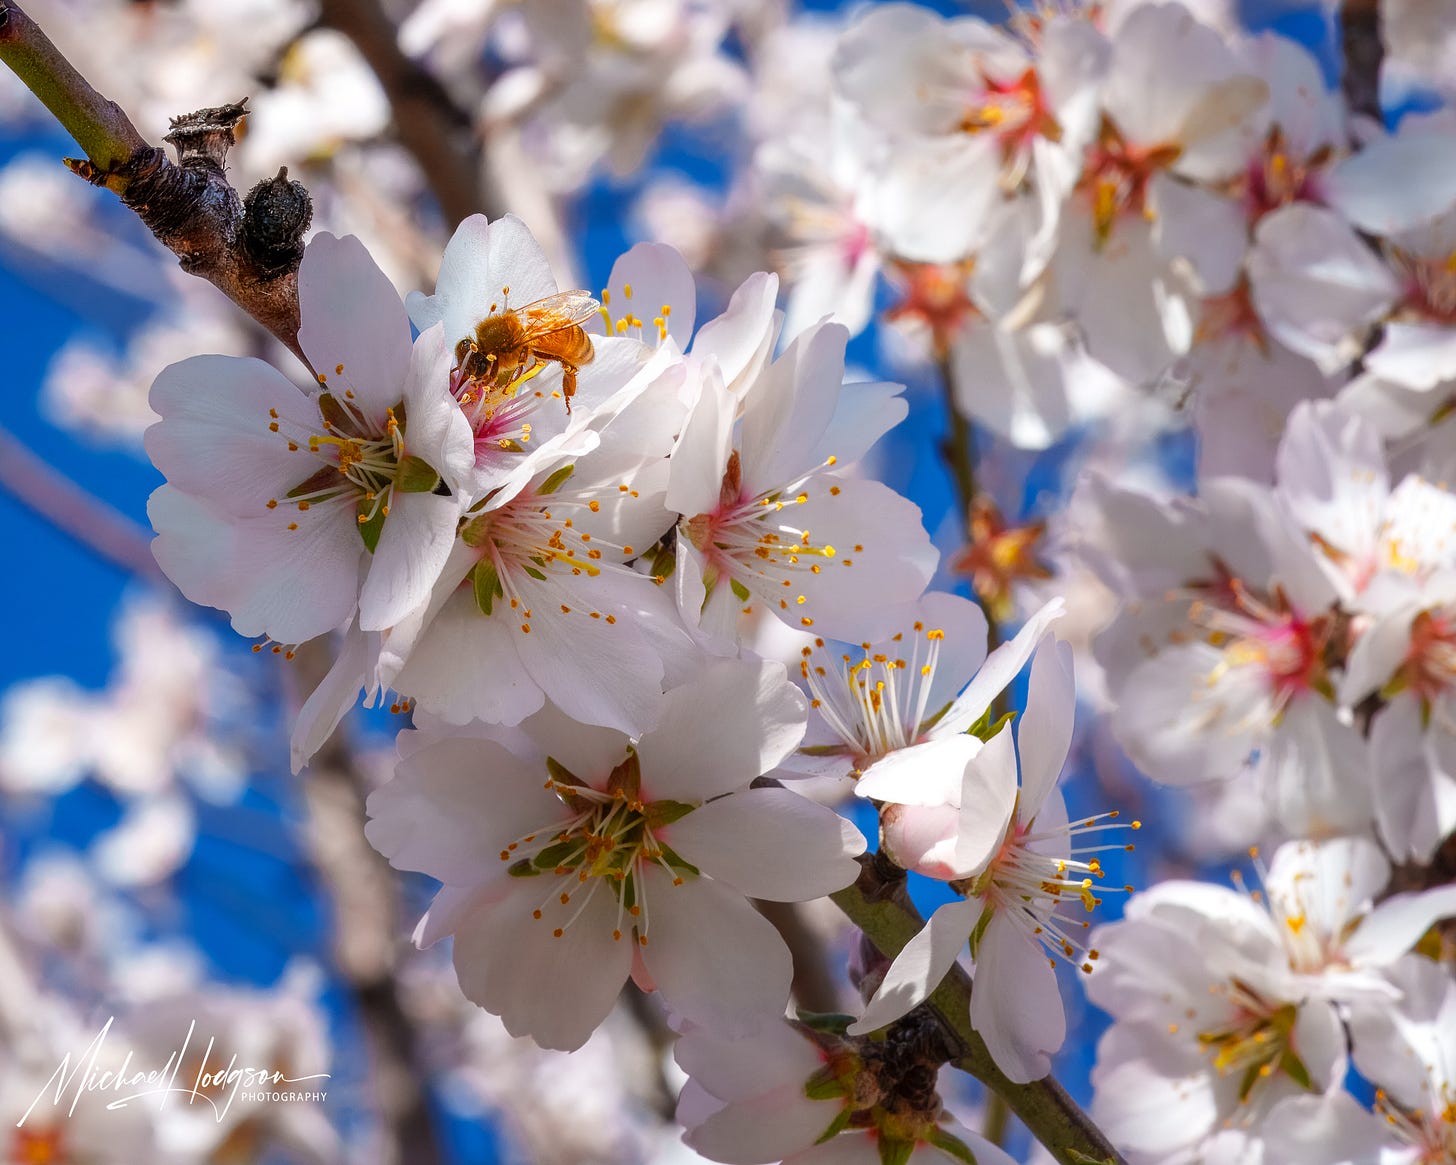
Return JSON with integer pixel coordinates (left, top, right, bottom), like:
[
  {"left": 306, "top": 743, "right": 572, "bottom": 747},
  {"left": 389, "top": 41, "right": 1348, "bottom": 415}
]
[
  {"left": 832, "top": 854, "right": 1127, "bottom": 1165},
  {"left": 0, "top": 2, "right": 312, "bottom": 364},
  {"left": 315, "top": 0, "right": 505, "bottom": 226},
  {"left": 0, "top": 424, "right": 161, "bottom": 581},
  {"left": 1340, "top": 0, "right": 1384, "bottom": 129},
  {"left": 289, "top": 639, "right": 445, "bottom": 1165}
]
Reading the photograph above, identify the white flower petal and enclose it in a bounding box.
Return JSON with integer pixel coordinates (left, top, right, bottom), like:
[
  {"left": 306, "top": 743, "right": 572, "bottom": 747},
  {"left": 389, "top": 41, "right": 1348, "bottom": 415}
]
[{"left": 847, "top": 897, "right": 981, "bottom": 1035}]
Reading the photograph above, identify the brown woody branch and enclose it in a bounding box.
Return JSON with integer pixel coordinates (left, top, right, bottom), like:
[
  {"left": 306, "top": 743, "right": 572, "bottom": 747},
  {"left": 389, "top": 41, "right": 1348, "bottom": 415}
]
[
  {"left": 1341, "top": 0, "right": 1384, "bottom": 129},
  {"left": 315, "top": 0, "right": 506, "bottom": 227},
  {"left": 0, "top": 2, "right": 311, "bottom": 364},
  {"left": 833, "top": 854, "right": 1127, "bottom": 1165}
]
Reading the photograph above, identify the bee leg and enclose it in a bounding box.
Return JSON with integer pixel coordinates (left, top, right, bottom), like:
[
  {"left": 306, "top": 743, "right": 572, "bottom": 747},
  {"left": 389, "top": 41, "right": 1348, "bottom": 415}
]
[{"left": 562, "top": 365, "right": 577, "bottom": 414}]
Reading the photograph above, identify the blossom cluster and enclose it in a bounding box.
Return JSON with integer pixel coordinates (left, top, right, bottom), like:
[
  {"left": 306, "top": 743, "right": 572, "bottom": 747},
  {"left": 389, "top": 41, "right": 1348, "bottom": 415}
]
[{"left": 5, "top": 0, "right": 1456, "bottom": 1163}]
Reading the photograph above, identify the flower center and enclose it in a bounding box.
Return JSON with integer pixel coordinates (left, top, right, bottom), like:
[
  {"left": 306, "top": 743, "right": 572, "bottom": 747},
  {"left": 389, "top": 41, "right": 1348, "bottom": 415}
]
[
  {"left": 1078, "top": 116, "right": 1183, "bottom": 245},
  {"left": 1196, "top": 980, "right": 1313, "bottom": 1104},
  {"left": 1373, "top": 1085, "right": 1456, "bottom": 1162},
  {"left": 10, "top": 1128, "right": 66, "bottom": 1165},
  {"left": 885, "top": 260, "right": 980, "bottom": 356},
  {"left": 798, "top": 623, "right": 946, "bottom": 767},
  {"left": 265, "top": 384, "right": 408, "bottom": 537},
  {"left": 499, "top": 752, "right": 697, "bottom": 944},
  {"left": 1241, "top": 127, "right": 1330, "bottom": 224},
  {"left": 1397, "top": 609, "right": 1456, "bottom": 705},
  {"left": 458, "top": 470, "right": 651, "bottom": 629},
  {"left": 684, "top": 451, "right": 841, "bottom": 630},
  {"left": 1393, "top": 247, "right": 1456, "bottom": 326},
  {"left": 969, "top": 806, "right": 1139, "bottom": 975}
]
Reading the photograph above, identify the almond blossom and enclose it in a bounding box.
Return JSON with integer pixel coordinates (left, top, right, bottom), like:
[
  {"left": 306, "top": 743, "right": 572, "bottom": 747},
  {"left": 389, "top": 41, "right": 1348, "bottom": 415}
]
[
  {"left": 1086, "top": 837, "right": 1456, "bottom": 1165},
  {"left": 678, "top": 1020, "right": 1018, "bottom": 1165},
  {"left": 667, "top": 273, "right": 937, "bottom": 645},
  {"left": 365, "top": 660, "right": 864, "bottom": 1050},
  {"left": 146, "top": 232, "right": 474, "bottom": 647},
  {"left": 848, "top": 637, "right": 1135, "bottom": 1084}
]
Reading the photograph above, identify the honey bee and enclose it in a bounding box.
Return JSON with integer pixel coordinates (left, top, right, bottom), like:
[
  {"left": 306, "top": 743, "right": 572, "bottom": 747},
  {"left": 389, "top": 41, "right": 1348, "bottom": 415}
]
[{"left": 454, "top": 290, "right": 600, "bottom": 412}]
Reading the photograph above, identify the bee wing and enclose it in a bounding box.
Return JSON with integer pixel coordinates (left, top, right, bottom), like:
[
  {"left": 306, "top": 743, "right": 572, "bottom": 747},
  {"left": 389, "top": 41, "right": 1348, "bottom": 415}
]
[{"left": 519, "top": 291, "right": 602, "bottom": 338}]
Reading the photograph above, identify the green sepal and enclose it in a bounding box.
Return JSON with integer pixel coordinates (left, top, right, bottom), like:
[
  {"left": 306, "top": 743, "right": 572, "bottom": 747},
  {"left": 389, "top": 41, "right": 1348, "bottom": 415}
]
[
  {"left": 471, "top": 559, "right": 503, "bottom": 616},
  {"left": 798, "top": 744, "right": 853, "bottom": 758},
  {"left": 287, "top": 465, "right": 343, "bottom": 500},
  {"left": 803, "top": 1065, "right": 850, "bottom": 1102},
  {"left": 967, "top": 707, "right": 1017, "bottom": 743},
  {"left": 655, "top": 842, "right": 700, "bottom": 879},
  {"left": 461, "top": 514, "right": 493, "bottom": 546},
  {"left": 730, "top": 578, "right": 752, "bottom": 603},
  {"left": 795, "top": 1011, "right": 855, "bottom": 1037},
  {"left": 506, "top": 859, "right": 539, "bottom": 878},
  {"left": 533, "top": 840, "right": 583, "bottom": 871},
  {"left": 877, "top": 1136, "right": 915, "bottom": 1165},
  {"left": 966, "top": 905, "right": 993, "bottom": 960},
  {"left": 539, "top": 463, "right": 576, "bottom": 495},
  {"left": 649, "top": 541, "right": 676, "bottom": 579},
  {"left": 927, "top": 1127, "right": 980, "bottom": 1164},
  {"left": 316, "top": 392, "right": 350, "bottom": 432},
  {"left": 811, "top": 1108, "right": 854, "bottom": 1144},
  {"left": 644, "top": 799, "right": 695, "bottom": 829},
  {"left": 918, "top": 699, "right": 954, "bottom": 734},
  {"left": 357, "top": 502, "right": 386, "bottom": 553},
  {"left": 546, "top": 756, "right": 586, "bottom": 789},
  {"left": 496, "top": 439, "right": 527, "bottom": 454},
  {"left": 1278, "top": 1048, "right": 1314, "bottom": 1092},
  {"left": 523, "top": 565, "right": 548, "bottom": 581},
  {"left": 396, "top": 454, "right": 443, "bottom": 493}
]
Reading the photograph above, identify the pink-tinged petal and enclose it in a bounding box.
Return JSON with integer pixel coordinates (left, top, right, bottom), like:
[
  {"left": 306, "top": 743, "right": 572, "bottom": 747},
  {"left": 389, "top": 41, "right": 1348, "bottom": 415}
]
[
  {"left": 685, "top": 1087, "right": 840, "bottom": 1165},
  {"left": 513, "top": 700, "right": 630, "bottom": 788},
  {"left": 1149, "top": 175, "right": 1247, "bottom": 295},
  {"left": 675, "top": 1025, "right": 824, "bottom": 1102},
  {"left": 969, "top": 909, "right": 1065, "bottom": 1083},
  {"left": 801, "top": 378, "right": 908, "bottom": 478},
  {"left": 1090, "top": 1023, "right": 1219, "bottom": 1154},
  {"left": 1345, "top": 884, "right": 1456, "bottom": 968},
  {"left": 298, "top": 233, "right": 411, "bottom": 413},
  {"left": 1261, "top": 1093, "right": 1394, "bottom": 1165},
  {"left": 399, "top": 323, "right": 475, "bottom": 489},
  {"left": 422, "top": 213, "right": 559, "bottom": 350},
  {"left": 1370, "top": 696, "right": 1454, "bottom": 861},
  {"left": 1276, "top": 400, "right": 1388, "bottom": 568},
  {"left": 146, "top": 355, "right": 322, "bottom": 516},
  {"left": 357, "top": 490, "right": 461, "bottom": 632},
  {"left": 1016, "top": 637, "right": 1075, "bottom": 823},
  {"left": 954, "top": 725, "right": 1019, "bottom": 878},
  {"left": 855, "top": 735, "right": 980, "bottom": 806},
  {"left": 388, "top": 589, "right": 546, "bottom": 727},
  {"left": 1366, "top": 321, "right": 1456, "bottom": 392},
  {"left": 883, "top": 802, "right": 967, "bottom": 881},
  {"left": 637, "top": 660, "right": 806, "bottom": 803},
  {"left": 510, "top": 573, "right": 669, "bottom": 737},
  {"left": 413, "top": 883, "right": 496, "bottom": 949},
  {"left": 783, "top": 1132, "right": 881, "bottom": 1165},
  {"left": 366, "top": 735, "right": 558, "bottom": 884},
  {"left": 934, "top": 599, "right": 1064, "bottom": 737},
  {"left": 1247, "top": 205, "right": 1400, "bottom": 371},
  {"left": 149, "top": 485, "right": 362, "bottom": 645},
  {"left": 666, "top": 363, "right": 734, "bottom": 518},
  {"left": 1325, "top": 133, "right": 1456, "bottom": 235},
  {"left": 1340, "top": 605, "right": 1418, "bottom": 707},
  {"left": 779, "top": 478, "right": 937, "bottom": 641},
  {"left": 676, "top": 1080, "right": 723, "bottom": 1130},
  {"left": 291, "top": 624, "right": 377, "bottom": 772},
  {"left": 847, "top": 897, "right": 981, "bottom": 1035},
  {"left": 692, "top": 272, "right": 781, "bottom": 397},
  {"left": 739, "top": 321, "right": 849, "bottom": 492},
  {"left": 596, "top": 242, "right": 697, "bottom": 347},
  {"left": 640, "top": 871, "right": 792, "bottom": 1033},
  {"left": 454, "top": 886, "right": 633, "bottom": 1051},
  {"left": 662, "top": 788, "right": 864, "bottom": 901}
]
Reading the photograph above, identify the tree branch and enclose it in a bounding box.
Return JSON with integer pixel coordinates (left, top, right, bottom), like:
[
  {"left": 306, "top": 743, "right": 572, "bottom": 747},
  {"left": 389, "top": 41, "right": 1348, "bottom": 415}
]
[
  {"left": 0, "top": 2, "right": 312, "bottom": 365},
  {"left": 289, "top": 639, "right": 445, "bottom": 1165},
  {"left": 0, "top": 424, "right": 162, "bottom": 581},
  {"left": 314, "top": 0, "right": 505, "bottom": 227},
  {"left": 1340, "top": 0, "right": 1384, "bottom": 128},
  {"left": 832, "top": 854, "right": 1127, "bottom": 1165}
]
